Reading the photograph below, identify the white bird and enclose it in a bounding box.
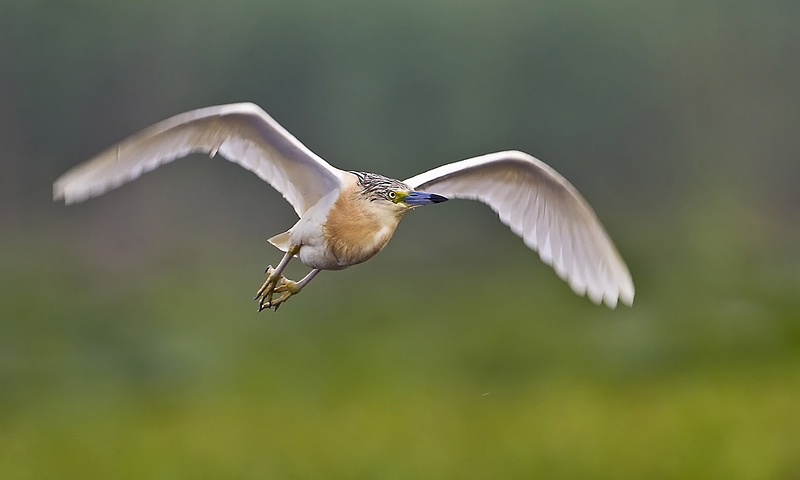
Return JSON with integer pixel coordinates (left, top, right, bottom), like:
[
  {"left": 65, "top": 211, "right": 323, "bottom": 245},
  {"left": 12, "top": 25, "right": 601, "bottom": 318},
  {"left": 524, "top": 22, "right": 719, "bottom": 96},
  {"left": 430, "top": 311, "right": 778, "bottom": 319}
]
[{"left": 53, "top": 102, "right": 634, "bottom": 311}]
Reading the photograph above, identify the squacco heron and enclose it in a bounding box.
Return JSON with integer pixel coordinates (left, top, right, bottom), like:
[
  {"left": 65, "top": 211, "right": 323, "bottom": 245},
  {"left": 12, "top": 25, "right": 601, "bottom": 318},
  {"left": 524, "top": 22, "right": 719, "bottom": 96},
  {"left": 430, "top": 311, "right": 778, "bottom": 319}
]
[{"left": 54, "top": 103, "right": 634, "bottom": 311}]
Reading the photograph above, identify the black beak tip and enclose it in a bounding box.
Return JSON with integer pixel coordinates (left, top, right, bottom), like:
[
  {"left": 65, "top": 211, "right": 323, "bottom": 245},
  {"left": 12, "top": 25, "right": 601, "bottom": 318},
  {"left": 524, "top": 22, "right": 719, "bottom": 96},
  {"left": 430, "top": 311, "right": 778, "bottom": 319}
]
[{"left": 431, "top": 193, "right": 448, "bottom": 203}]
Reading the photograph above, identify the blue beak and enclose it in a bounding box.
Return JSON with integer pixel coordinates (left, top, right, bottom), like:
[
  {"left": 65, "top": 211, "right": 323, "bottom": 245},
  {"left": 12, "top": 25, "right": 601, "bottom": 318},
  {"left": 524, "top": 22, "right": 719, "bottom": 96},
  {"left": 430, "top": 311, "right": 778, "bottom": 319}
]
[{"left": 404, "top": 191, "right": 449, "bottom": 207}]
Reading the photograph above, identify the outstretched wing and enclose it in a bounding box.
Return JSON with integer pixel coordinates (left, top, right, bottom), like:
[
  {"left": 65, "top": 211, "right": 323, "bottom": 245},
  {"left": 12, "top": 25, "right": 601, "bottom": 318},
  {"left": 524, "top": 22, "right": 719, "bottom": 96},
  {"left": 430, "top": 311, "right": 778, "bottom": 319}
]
[
  {"left": 405, "top": 151, "right": 634, "bottom": 308},
  {"left": 53, "top": 102, "right": 344, "bottom": 216}
]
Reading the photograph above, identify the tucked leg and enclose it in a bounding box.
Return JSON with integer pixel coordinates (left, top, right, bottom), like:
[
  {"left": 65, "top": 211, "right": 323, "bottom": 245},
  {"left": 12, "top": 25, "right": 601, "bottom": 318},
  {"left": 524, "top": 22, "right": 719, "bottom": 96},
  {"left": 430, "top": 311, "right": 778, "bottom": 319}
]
[
  {"left": 255, "top": 245, "right": 299, "bottom": 311},
  {"left": 268, "top": 268, "right": 322, "bottom": 311}
]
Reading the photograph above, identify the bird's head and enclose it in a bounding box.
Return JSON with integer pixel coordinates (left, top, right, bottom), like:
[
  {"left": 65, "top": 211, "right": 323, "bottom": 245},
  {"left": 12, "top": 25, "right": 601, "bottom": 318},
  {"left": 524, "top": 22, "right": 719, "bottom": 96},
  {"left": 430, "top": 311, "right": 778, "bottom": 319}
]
[{"left": 352, "top": 172, "right": 448, "bottom": 217}]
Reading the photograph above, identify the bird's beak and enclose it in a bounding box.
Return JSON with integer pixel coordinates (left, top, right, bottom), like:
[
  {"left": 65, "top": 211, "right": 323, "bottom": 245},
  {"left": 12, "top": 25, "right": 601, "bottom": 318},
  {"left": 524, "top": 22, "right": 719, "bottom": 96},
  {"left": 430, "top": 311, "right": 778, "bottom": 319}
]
[{"left": 404, "top": 191, "right": 449, "bottom": 207}]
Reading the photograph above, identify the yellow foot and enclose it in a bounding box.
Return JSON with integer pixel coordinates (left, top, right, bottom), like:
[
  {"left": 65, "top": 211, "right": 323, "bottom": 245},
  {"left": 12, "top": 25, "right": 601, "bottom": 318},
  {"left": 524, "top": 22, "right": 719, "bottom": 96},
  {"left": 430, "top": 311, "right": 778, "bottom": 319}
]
[
  {"left": 267, "top": 280, "right": 302, "bottom": 311},
  {"left": 254, "top": 266, "right": 292, "bottom": 312}
]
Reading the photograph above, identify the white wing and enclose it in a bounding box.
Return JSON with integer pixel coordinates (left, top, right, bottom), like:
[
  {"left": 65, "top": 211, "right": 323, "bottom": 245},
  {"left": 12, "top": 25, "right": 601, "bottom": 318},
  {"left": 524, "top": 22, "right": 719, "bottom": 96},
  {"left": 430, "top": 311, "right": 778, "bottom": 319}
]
[
  {"left": 405, "top": 150, "right": 634, "bottom": 308},
  {"left": 53, "top": 102, "right": 345, "bottom": 216}
]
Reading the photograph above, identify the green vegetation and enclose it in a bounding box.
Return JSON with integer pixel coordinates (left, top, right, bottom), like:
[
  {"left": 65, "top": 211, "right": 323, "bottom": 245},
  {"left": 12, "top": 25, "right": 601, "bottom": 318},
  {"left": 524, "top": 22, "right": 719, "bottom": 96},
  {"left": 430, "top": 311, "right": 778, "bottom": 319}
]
[{"left": 2, "top": 212, "right": 798, "bottom": 478}]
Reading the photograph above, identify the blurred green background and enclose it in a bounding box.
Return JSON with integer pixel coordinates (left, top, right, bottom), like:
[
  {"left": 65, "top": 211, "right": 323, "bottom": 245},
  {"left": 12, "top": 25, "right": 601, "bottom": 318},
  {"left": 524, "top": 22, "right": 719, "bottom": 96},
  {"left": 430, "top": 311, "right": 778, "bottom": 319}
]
[{"left": 2, "top": 0, "right": 799, "bottom": 478}]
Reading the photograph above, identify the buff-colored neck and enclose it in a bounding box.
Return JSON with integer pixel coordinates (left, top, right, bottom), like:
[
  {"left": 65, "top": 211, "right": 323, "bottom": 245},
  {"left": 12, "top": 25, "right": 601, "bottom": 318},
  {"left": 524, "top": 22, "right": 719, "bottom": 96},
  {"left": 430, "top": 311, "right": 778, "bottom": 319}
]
[{"left": 323, "top": 183, "right": 404, "bottom": 266}]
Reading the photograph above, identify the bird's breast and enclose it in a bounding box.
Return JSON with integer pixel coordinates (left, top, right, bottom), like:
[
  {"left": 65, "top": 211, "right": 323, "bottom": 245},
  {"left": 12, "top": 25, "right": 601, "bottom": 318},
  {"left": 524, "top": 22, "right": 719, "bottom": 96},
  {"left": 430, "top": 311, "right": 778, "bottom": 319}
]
[{"left": 322, "top": 191, "right": 399, "bottom": 267}]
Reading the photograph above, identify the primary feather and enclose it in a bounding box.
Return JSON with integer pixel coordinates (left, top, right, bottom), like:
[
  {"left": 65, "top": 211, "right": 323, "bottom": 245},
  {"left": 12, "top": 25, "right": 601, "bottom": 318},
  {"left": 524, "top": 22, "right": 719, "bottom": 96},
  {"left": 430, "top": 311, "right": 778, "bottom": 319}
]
[
  {"left": 53, "top": 102, "right": 344, "bottom": 216},
  {"left": 405, "top": 151, "right": 634, "bottom": 308}
]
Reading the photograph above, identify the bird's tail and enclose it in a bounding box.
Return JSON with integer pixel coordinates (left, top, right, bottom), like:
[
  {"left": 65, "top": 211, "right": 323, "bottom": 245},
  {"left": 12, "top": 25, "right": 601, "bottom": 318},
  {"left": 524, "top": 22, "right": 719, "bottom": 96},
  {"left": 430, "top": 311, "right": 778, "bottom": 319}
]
[{"left": 268, "top": 231, "right": 292, "bottom": 252}]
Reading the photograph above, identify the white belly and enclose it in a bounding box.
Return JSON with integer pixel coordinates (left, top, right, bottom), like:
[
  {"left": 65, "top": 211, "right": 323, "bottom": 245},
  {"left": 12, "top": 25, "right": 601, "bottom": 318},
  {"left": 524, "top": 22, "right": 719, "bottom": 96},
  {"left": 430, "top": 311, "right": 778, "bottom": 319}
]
[
  {"left": 293, "top": 225, "right": 391, "bottom": 271},
  {"left": 298, "top": 242, "right": 349, "bottom": 270},
  {"left": 283, "top": 190, "right": 348, "bottom": 270}
]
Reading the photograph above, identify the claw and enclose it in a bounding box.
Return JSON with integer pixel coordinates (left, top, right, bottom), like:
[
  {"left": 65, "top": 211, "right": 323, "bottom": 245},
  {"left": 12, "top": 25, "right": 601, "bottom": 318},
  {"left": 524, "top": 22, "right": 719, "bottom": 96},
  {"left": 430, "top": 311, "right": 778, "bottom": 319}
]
[
  {"left": 255, "top": 270, "right": 279, "bottom": 311},
  {"left": 254, "top": 247, "right": 306, "bottom": 312},
  {"left": 255, "top": 267, "right": 277, "bottom": 300},
  {"left": 262, "top": 280, "right": 300, "bottom": 310},
  {"left": 255, "top": 266, "right": 299, "bottom": 312}
]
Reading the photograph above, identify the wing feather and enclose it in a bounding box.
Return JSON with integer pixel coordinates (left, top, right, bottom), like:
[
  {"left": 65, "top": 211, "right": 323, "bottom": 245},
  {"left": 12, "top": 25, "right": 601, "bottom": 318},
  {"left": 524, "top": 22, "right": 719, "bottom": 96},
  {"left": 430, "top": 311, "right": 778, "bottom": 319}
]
[
  {"left": 405, "top": 150, "right": 634, "bottom": 308},
  {"left": 53, "top": 102, "right": 344, "bottom": 216}
]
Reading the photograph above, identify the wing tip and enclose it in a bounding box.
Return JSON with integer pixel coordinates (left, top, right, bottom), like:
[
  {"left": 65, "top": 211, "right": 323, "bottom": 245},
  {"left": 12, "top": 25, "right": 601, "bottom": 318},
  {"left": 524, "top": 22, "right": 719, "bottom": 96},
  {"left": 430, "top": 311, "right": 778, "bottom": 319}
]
[
  {"left": 570, "top": 273, "right": 634, "bottom": 310},
  {"left": 52, "top": 178, "right": 72, "bottom": 204},
  {"left": 619, "top": 284, "right": 635, "bottom": 308},
  {"left": 602, "top": 282, "right": 635, "bottom": 309},
  {"left": 53, "top": 174, "right": 108, "bottom": 205},
  {"left": 53, "top": 183, "right": 64, "bottom": 202}
]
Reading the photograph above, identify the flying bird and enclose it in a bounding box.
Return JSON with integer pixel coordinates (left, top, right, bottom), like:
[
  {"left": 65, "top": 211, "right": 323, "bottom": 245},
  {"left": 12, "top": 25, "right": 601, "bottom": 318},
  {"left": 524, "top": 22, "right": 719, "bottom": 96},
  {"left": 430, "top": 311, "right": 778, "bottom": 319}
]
[{"left": 53, "top": 103, "right": 634, "bottom": 311}]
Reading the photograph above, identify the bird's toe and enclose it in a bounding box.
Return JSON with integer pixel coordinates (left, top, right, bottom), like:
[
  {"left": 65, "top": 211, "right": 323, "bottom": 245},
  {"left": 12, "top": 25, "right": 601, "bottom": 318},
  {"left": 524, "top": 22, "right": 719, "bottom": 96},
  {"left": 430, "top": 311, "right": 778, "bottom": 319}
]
[
  {"left": 255, "top": 272, "right": 296, "bottom": 312},
  {"left": 273, "top": 280, "right": 300, "bottom": 295}
]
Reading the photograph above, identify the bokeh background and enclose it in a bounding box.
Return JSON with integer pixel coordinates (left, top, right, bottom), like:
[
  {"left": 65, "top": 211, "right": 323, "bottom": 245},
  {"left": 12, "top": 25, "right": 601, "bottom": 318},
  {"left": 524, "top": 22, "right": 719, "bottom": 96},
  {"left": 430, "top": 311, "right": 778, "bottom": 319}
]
[{"left": 2, "top": 0, "right": 799, "bottom": 478}]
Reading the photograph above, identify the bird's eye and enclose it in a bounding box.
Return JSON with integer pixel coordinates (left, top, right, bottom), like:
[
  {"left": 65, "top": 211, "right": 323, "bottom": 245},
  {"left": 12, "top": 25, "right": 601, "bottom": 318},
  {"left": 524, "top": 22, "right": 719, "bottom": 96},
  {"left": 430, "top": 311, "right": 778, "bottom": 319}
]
[{"left": 388, "top": 191, "right": 397, "bottom": 200}]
